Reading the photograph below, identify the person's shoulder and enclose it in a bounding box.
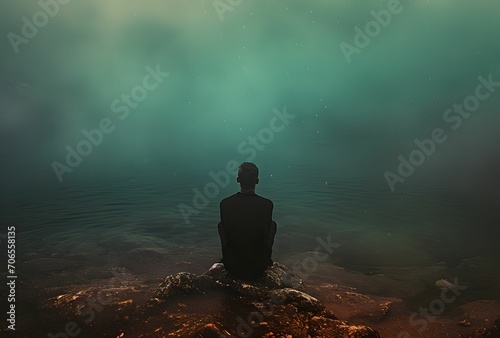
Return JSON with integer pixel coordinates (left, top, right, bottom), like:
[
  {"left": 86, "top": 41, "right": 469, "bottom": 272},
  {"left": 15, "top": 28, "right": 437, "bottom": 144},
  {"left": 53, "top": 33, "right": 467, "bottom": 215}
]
[
  {"left": 256, "top": 194, "right": 274, "bottom": 207},
  {"left": 220, "top": 193, "right": 240, "bottom": 205}
]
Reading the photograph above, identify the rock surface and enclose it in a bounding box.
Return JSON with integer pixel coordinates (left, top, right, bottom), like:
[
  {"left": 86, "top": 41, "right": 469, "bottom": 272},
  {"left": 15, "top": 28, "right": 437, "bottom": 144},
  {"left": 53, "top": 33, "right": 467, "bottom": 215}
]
[
  {"left": 463, "top": 318, "right": 500, "bottom": 337},
  {"left": 10, "top": 260, "right": 500, "bottom": 337},
  {"left": 154, "top": 262, "right": 381, "bottom": 337}
]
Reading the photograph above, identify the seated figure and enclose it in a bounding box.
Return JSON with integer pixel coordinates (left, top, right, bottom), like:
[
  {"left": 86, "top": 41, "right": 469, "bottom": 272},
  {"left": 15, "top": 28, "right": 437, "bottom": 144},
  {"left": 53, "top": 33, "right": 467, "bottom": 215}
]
[{"left": 217, "top": 162, "right": 277, "bottom": 280}]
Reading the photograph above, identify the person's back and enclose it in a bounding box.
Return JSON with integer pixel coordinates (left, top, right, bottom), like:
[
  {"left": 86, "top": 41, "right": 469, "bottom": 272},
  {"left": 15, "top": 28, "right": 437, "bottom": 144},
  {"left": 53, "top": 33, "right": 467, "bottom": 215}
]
[{"left": 218, "top": 162, "right": 277, "bottom": 280}]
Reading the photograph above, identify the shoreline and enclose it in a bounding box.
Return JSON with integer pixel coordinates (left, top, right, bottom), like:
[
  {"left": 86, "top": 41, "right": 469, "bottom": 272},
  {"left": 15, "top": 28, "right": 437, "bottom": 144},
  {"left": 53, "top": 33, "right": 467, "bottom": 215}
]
[
  {"left": 5, "top": 229, "right": 500, "bottom": 336},
  {"left": 4, "top": 253, "right": 500, "bottom": 337}
]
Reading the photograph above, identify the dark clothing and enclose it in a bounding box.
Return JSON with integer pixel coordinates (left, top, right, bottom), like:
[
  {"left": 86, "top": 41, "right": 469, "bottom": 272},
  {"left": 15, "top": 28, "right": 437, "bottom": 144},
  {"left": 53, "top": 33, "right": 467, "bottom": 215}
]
[{"left": 218, "top": 191, "right": 277, "bottom": 280}]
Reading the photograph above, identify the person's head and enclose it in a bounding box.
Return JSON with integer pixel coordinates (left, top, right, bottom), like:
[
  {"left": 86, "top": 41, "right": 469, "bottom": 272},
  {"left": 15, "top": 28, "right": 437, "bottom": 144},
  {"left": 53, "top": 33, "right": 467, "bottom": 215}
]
[{"left": 237, "top": 162, "right": 259, "bottom": 190}]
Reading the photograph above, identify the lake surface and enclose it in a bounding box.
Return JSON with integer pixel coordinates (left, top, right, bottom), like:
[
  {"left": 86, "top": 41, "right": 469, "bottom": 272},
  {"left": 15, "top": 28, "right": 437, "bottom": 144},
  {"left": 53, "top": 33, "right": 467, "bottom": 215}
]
[{"left": 3, "top": 162, "right": 499, "bottom": 308}]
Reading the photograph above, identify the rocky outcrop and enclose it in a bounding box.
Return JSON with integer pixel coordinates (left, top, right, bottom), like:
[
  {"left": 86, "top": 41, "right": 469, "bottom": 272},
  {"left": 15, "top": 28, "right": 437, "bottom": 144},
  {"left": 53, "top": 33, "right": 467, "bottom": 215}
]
[
  {"left": 154, "top": 262, "right": 381, "bottom": 337},
  {"left": 463, "top": 318, "right": 500, "bottom": 337}
]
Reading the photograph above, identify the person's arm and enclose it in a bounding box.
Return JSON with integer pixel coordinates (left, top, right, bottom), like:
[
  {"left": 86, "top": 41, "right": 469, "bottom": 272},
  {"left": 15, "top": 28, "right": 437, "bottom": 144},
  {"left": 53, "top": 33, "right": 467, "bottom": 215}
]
[
  {"left": 266, "top": 202, "right": 277, "bottom": 264},
  {"left": 267, "top": 221, "right": 277, "bottom": 251},
  {"left": 218, "top": 202, "right": 228, "bottom": 256}
]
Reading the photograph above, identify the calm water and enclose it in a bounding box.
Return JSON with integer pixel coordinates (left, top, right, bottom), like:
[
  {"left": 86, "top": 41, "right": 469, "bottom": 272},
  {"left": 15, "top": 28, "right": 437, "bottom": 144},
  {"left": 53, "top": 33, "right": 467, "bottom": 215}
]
[{"left": 3, "top": 162, "right": 499, "bottom": 308}]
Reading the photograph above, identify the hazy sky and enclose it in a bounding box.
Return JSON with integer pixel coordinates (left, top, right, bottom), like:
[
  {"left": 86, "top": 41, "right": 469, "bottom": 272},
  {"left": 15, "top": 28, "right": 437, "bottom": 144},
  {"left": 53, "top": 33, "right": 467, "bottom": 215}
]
[{"left": 1, "top": 0, "right": 499, "bottom": 195}]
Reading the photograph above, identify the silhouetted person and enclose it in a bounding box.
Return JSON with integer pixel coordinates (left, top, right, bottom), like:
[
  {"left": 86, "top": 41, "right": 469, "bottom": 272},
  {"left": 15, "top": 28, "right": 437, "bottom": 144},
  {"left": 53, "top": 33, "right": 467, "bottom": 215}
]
[{"left": 218, "top": 162, "right": 277, "bottom": 280}]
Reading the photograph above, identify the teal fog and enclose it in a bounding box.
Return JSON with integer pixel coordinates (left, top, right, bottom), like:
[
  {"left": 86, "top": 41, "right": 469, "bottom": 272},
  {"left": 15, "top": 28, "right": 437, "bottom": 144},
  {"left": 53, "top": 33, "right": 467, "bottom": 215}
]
[{"left": 0, "top": 0, "right": 500, "bottom": 334}]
